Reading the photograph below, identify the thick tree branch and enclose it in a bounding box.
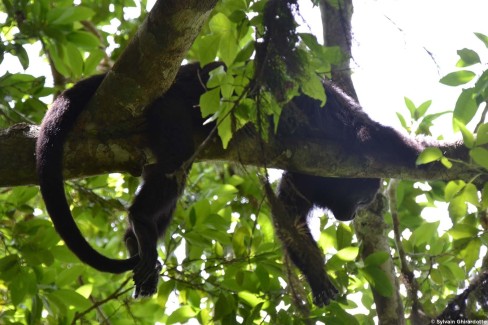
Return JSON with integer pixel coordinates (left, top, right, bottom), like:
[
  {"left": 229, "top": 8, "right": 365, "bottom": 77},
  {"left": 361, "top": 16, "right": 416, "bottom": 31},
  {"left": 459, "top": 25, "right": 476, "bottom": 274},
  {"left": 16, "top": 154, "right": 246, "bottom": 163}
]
[
  {"left": 74, "top": 0, "right": 218, "bottom": 132},
  {"left": 0, "top": 119, "right": 475, "bottom": 188}
]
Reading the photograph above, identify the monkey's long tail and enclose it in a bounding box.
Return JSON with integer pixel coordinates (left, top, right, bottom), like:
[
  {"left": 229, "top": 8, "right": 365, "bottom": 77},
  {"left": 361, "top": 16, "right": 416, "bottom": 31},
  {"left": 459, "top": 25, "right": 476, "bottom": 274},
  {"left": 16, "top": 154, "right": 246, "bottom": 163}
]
[{"left": 36, "top": 74, "right": 139, "bottom": 273}]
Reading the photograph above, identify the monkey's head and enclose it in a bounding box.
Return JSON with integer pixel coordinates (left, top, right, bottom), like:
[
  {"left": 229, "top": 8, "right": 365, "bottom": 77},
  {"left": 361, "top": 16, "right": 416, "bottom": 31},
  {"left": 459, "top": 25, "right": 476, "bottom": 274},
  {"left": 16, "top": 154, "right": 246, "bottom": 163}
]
[
  {"left": 324, "top": 178, "right": 381, "bottom": 221},
  {"left": 282, "top": 173, "right": 381, "bottom": 222}
]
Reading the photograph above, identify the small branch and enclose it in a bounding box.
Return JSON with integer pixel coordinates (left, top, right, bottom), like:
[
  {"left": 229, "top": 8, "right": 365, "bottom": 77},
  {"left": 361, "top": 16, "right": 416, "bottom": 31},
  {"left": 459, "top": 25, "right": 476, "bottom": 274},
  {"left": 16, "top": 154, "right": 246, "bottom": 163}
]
[
  {"left": 388, "top": 180, "right": 428, "bottom": 325},
  {"left": 435, "top": 271, "right": 488, "bottom": 320},
  {"left": 354, "top": 194, "right": 406, "bottom": 324},
  {"left": 72, "top": 277, "right": 133, "bottom": 324}
]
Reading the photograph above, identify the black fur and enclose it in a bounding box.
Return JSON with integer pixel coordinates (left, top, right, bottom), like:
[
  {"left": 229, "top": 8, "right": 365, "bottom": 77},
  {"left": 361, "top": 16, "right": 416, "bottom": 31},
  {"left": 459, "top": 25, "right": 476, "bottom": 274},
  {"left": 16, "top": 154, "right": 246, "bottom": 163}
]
[
  {"left": 36, "top": 63, "right": 218, "bottom": 297},
  {"left": 36, "top": 62, "right": 422, "bottom": 302},
  {"left": 270, "top": 82, "right": 422, "bottom": 305},
  {"left": 36, "top": 74, "right": 139, "bottom": 273}
]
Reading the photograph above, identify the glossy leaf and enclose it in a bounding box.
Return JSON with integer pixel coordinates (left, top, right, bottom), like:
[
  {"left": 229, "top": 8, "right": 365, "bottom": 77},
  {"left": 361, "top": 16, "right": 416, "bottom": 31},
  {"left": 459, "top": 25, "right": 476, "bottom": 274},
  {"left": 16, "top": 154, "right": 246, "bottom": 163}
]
[
  {"left": 440, "top": 70, "right": 476, "bottom": 86},
  {"left": 416, "top": 147, "right": 443, "bottom": 165},
  {"left": 470, "top": 147, "right": 488, "bottom": 169},
  {"left": 453, "top": 88, "right": 478, "bottom": 127},
  {"left": 456, "top": 48, "right": 481, "bottom": 67}
]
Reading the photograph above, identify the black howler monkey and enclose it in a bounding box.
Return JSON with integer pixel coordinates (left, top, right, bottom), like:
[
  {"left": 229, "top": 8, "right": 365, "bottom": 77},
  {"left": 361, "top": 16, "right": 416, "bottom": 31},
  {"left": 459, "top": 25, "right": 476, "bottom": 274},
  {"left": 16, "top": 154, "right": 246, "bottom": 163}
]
[
  {"left": 270, "top": 82, "right": 422, "bottom": 305},
  {"left": 36, "top": 62, "right": 422, "bottom": 304},
  {"left": 36, "top": 62, "right": 220, "bottom": 297}
]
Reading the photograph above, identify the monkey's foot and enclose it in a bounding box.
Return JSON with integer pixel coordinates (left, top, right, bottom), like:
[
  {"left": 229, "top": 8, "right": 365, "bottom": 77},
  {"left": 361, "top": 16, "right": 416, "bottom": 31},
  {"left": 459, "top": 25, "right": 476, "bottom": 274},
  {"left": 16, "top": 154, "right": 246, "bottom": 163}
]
[
  {"left": 310, "top": 275, "right": 339, "bottom": 307},
  {"left": 133, "top": 261, "right": 162, "bottom": 298}
]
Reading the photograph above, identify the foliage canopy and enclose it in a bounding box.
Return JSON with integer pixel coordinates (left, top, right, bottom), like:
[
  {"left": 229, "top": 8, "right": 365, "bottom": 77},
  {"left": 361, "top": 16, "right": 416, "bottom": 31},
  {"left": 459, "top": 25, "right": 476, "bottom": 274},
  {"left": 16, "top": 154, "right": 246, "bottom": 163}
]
[{"left": 1, "top": 0, "right": 488, "bottom": 324}]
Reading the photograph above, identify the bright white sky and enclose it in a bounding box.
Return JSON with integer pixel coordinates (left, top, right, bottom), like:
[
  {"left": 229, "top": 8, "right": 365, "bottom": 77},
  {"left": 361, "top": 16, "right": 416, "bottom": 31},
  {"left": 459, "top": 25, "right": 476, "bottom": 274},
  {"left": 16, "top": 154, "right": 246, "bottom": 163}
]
[{"left": 300, "top": 0, "right": 488, "bottom": 137}]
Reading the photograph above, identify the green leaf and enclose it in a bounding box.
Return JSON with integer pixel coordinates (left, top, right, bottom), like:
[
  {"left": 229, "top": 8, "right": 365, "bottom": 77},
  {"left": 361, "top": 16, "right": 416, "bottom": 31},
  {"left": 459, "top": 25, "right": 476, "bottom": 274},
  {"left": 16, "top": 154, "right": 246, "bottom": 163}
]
[
  {"left": 462, "top": 183, "right": 479, "bottom": 207},
  {"left": 463, "top": 239, "right": 482, "bottom": 271},
  {"left": 299, "top": 33, "right": 322, "bottom": 52},
  {"left": 300, "top": 74, "right": 326, "bottom": 106},
  {"left": 416, "top": 100, "right": 432, "bottom": 118},
  {"left": 476, "top": 123, "right": 488, "bottom": 146},
  {"left": 442, "top": 262, "right": 465, "bottom": 282},
  {"left": 411, "top": 221, "right": 439, "bottom": 247},
  {"left": 220, "top": 73, "right": 235, "bottom": 99},
  {"left": 209, "top": 12, "right": 232, "bottom": 34},
  {"left": 396, "top": 112, "right": 408, "bottom": 130},
  {"left": 416, "top": 147, "right": 443, "bottom": 165},
  {"left": 448, "top": 196, "right": 467, "bottom": 220},
  {"left": 13, "top": 43, "right": 29, "bottom": 69},
  {"left": 209, "top": 13, "right": 238, "bottom": 65},
  {"left": 453, "top": 119, "right": 474, "bottom": 148},
  {"left": 55, "top": 265, "right": 86, "bottom": 287},
  {"left": 195, "top": 34, "right": 220, "bottom": 65},
  {"left": 83, "top": 49, "right": 105, "bottom": 75},
  {"left": 47, "top": 6, "right": 95, "bottom": 25},
  {"left": 336, "top": 223, "right": 353, "bottom": 250},
  {"left": 360, "top": 266, "right": 393, "bottom": 297},
  {"left": 219, "top": 32, "right": 238, "bottom": 66},
  {"left": 364, "top": 252, "right": 390, "bottom": 267},
  {"left": 456, "top": 48, "right": 481, "bottom": 67},
  {"left": 199, "top": 88, "right": 221, "bottom": 117},
  {"left": 217, "top": 102, "right": 233, "bottom": 149},
  {"left": 76, "top": 284, "right": 93, "bottom": 299},
  {"left": 470, "top": 147, "right": 488, "bottom": 169},
  {"left": 8, "top": 186, "right": 37, "bottom": 205},
  {"left": 10, "top": 270, "right": 36, "bottom": 306},
  {"left": 65, "top": 43, "right": 84, "bottom": 77},
  {"left": 167, "top": 306, "right": 197, "bottom": 324},
  {"left": 482, "top": 183, "right": 488, "bottom": 208},
  {"left": 335, "top": 246, "right": 359, "bottom": 261},
  {"left": 237, "top": 291, "right": 265, "bottom": 307},
  {"left": 48, "top": 43, "right": 70, "bottom": 76},
  {"left": 50, "top": 289, "right": 92, "bottom": 310},
  {"left": 67, "top": 31, "right": 100, "bottom": 49},
  {"left": 474, "top": 32, "right": 488, "bottom": 48},
  {"left": 232, "top": 225, "right": 251, "bottom": 257},
  {"left": 30, "top": 295, "right": 43, "bottom": 325},
  {"left": 440, "top": 157, "right": 453, "bottom": 169},
  {"left": 445, "top": 180, "right": 466, "bottom": 201},
  {"left": 10, "top": 275, "right": 28, "bottom": 306},
  {"left": 440, "top": 70, "right": 476, "bottom": 86},
  {"left": 21, "top": 245, "right": 54, "bottom": 266},
  {"left": 448, "top": 223, "right": 479, "bottom": 240},
  {"left": 235, "top": 40, "right": 255, "bottom": 63},
  {"left": 0, "top": 255, "right": 21, "bottom": 281},
  {"left": 404, "top": 97, "right": 416, "bottom": 118},
  {"left": 453, "top": 88, "right": 478, "bottom": 127},
  {"left": 214, "top": 293, "right": 234, "bottom": 320}
]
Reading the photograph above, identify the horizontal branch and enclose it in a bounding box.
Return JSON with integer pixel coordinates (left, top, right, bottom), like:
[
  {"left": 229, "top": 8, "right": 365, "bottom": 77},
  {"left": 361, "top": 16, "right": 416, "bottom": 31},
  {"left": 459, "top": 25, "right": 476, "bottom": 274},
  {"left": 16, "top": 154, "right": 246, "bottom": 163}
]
[{"left": 0, "top": 121, "right": 478, "bottom": 188}]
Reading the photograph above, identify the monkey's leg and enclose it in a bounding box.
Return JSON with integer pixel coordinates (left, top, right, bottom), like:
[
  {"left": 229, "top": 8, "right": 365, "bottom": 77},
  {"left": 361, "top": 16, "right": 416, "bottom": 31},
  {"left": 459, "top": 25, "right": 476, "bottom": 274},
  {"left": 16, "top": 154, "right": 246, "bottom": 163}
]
[
  {"left": 266, "top": 173, "right": 338, "bottom": 306},
  {"left": 127, "top": 164, "right": 184, "bottom": 297}
]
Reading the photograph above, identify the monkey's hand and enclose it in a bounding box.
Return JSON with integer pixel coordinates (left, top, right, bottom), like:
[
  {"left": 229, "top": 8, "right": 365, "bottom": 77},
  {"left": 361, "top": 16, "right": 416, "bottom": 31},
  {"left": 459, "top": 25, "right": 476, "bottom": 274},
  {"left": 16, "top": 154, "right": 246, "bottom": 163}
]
[
  {"left": 309, "top": 273, "right": 339, "bottom": 307},
  {"left": 133, "top": 259, "right": 162, "bottom": 298}
]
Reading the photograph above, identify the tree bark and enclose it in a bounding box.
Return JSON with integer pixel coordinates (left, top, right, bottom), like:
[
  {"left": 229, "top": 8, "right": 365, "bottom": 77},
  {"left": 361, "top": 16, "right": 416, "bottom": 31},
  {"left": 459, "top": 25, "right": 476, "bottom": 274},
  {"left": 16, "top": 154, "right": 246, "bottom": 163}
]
[
  {"left": 0, "top": 118, "right": 473, "bottom": 187},
  {"left": 320, "top": 0, "right": 406, "bottom": 322},
  {"left": 354, "top": 197, "right": 406, "bottom": 324},
  {"left": 72, "top": 0, "right": 218, "bottom": 136}
]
